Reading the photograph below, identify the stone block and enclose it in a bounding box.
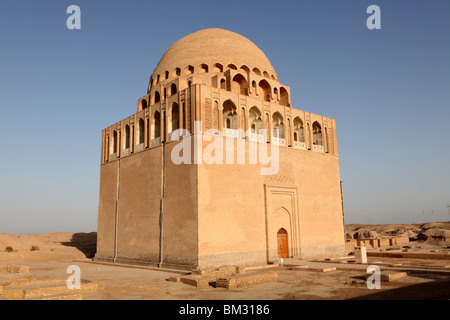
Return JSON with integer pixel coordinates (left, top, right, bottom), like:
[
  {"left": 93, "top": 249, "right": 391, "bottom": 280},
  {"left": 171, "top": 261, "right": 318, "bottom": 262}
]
[
  {"left": 365, "top": 271, "right": 407, "bottom": 282},
  {"left": 378, "top": 239, "right": 390, "bottom": 247},
  {"left": 355, "top": 246, "right": 367, "bottom": 264},
  {"left": 381, "top": 272, "right": 407, "bottom": 282},
  {"left": 168, "top": 277, "right": 181, "bottom": 283},
  {"left": 216, "top": 272, "right": 277, "bottom": 289},
  {"left": 180, "top": 275, "right": 210, "bottom": 288}
]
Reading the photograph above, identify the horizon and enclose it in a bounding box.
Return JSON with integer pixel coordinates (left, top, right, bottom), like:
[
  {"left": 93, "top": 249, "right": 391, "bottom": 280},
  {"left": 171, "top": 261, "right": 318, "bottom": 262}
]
[{"left": 1, "top": 0, "right": 449, "bottom": 235}]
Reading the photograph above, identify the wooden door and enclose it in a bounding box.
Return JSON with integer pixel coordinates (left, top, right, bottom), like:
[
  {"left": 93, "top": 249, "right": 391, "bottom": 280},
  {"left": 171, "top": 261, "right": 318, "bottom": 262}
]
[{"left": 277, "top": 228, "right": 289, "bottom": 258}]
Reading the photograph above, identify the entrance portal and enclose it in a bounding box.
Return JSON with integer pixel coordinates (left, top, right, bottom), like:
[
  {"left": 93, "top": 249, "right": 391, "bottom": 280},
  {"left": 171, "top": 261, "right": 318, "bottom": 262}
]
[{"left": 277, "top": 228, "right": 289, "bottom": 258}]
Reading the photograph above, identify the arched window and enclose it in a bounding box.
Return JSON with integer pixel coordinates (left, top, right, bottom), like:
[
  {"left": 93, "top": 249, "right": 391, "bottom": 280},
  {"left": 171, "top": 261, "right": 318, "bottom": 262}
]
[
  {"left": 312, "top": 121, "right": 323, "bottom": 146},
  {"left": 154, "top": 91, "right": 161, "bottom": 104},
  {"left": 280, "top": 87, "right": 289, "bottom": 106},
  {"left": 171, "top": 67, "right": 181, "bottom": 77},
  {"left": 249, "top": 107, "right": 262, "bottom": 134},
  {"left": 138, "top": 118, "right": 145, "bottom": 145},
  {"left": 171, "top": 103, "right": 179, "bottom": 132},
  {"left": 253, "top": 68, "right": 261, "bottom": 76},
  {"left": 164, "top": 71, "right": 169, "bottom": 80},
  {"left": 170, "top": 83, "right": 177, "bottom": 96},
  {"left": 293, "top": 117, "right": 305, "bottom": 142},
  {"left": 263, "top": 71, "right": 270, "bottom": 79},
  {"left": 240, "top": 65, "right": 250, "bottom": 74},
  {"left": 125, "top": 125, "right": 130, "bottom": 149},
  {"left": 141, "top": 99, "right": 148, "bottom": 110},
  {"left": 259, "top": 80, "right": 271, "bottom": 102},
  {"left": 306, "top": 122, "right": 311, "bottom": 149},
  {"left": 272, "top": 112, "right": 285, "bottom": 139},
  {"left": 222, "top": 100, "right": 238, "bottom": 130},
  {"left": 112, "top": 130, "right": 118, "bottom": 154},
  {"left": 232, "top": 74, "right": 248, "bottom": 95},
  {"left": 185, "top": 65, "right": 194, "bottom": 75},
  {"left": 212, "top": 63, "right": 223, "bottom": 73},
  {"left": 198, "top": 64, "right": 208, "bottom": 73},
  {"left": 227, "top": 64, "right": 237, "bottom": 70},
  {"left": 153, "top": 111, "right": 161, "bottom": 140},
  {"left": 220, "top": 78, "right": 226, "bottom": 90}
]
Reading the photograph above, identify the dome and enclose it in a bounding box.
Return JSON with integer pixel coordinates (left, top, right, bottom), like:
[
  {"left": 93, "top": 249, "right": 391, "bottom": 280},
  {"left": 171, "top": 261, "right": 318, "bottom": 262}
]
[{"left": 150, "top": 28, "right": 278, "bottom": 85}]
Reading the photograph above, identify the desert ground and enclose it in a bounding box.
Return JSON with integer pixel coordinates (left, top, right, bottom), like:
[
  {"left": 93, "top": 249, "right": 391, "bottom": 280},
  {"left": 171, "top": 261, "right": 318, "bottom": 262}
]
[{"left": 1, "top": 222, "right": 449, "bottom": 300}]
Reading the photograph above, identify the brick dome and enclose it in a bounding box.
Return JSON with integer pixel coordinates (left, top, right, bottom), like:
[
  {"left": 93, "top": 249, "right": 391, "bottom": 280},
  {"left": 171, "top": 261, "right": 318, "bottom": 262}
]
[{"left": 149, "top": 28, "right": 278, "bottom": 87}]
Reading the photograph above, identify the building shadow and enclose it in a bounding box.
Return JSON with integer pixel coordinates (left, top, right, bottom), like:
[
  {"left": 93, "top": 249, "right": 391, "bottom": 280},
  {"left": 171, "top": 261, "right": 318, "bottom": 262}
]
[
  {"left": 348, "top": 279, "right": 450, "bottom": 300},
  {"left": 61, "top": 232, "right": 97, "bottom": 259}
]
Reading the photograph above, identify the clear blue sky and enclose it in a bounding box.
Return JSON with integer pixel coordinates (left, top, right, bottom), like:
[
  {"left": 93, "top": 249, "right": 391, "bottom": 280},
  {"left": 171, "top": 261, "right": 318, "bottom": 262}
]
[{"left": 1, "top": 0, "right": 449, "bottom": 234}]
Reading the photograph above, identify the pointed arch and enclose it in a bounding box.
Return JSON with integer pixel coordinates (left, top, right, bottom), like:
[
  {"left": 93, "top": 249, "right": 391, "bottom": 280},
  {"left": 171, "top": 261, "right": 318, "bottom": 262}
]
[
  {"left": 293, "top": 117, "right": 305, "bottom": 142},
  {"left": 138, "top": 118, "right": 145, "bottom": 145},
  {"left": 171, "top": 67, "right": 181, "bottom": 77},
  {"left": 141, "top": 99, "right": 148, "bottom": 110},
  {"left": 248, "top": 106, "right": 262, "bottom": 134},
  {"left": 222, "top": 100, "right": 238, "bottom": 130},
  {"left": 170, "top": 83, "right": 177, "bottom": 96},
  {"left": 312, "top": 121, "right": 323, "bottom": 146},
  {"left": 152, "top": 111, "right": 161, "bottom": 140},
  {"left": 198, "top": 63, "right": 208, "bottom": 73},
  {"left": 280, "top": 87, "right": 289, "bottom": 106},
  {"left": 212, "top": 63, "right": 223, "bottom": 73},
  {"left": 240, "top": 65, "right": 250, "bottom": 74},
  {"left": 232, "top": 74, "right": 248, "bottom": 95},
  {"left": 112, "top": 130, "right": 118, "bottom": 154},
  {"left": 185, "top": 65, "right": 194, "bottom": 75},
  {"left": 272, "top": 112, "right": 285, "bottom": 139},
  {"left": 171, "top": 102, "right": 180, "bottom": 133},
  {"left": 125, "top": 124, "right": 130, "bottom": 149},
  {"left": 154, "top": 91, "right": 161, "bottom": 104},
  {"left": 258, "top": 80, "right": 271, "bottom": 102}
]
